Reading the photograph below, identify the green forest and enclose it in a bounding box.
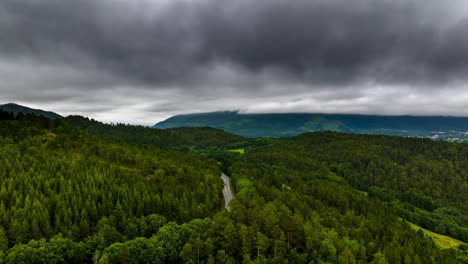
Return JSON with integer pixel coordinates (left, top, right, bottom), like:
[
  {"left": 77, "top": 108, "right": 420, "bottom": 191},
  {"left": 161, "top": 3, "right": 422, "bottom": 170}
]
[
  {"left": 153, "top": 111, "right": 468, "bottom": 141},
  {"left": 0, "top": 110, "right": 467, "bottom": 263}
]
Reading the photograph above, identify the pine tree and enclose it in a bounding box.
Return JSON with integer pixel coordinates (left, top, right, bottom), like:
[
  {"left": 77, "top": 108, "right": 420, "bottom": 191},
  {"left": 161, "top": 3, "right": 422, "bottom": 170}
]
[{"left": 0, "top": 226, "right": 8, "bottom": 251}]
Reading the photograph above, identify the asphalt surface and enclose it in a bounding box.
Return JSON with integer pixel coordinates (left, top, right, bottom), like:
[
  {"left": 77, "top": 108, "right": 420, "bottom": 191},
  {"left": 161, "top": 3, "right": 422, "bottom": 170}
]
[{"left": 221, "top": 173, "right": 234, "bottom": 210}]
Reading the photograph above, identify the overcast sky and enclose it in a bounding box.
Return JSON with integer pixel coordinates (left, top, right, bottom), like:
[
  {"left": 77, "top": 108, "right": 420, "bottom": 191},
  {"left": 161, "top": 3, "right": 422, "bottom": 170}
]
[{"left": 1, "top": 0, "right": 468, "bottom": 125}]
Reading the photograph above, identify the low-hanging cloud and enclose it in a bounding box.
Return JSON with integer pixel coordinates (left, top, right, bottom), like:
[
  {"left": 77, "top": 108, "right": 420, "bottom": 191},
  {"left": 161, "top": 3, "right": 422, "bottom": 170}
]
[{"left": 0, "top": 0, "right": 468, "bottom": 124}]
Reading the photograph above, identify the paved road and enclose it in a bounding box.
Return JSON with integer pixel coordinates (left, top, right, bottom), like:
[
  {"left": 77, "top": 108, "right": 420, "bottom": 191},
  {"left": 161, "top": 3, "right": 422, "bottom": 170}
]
[{"left": 221, "top": 173, "right": 234, "bottom": 210}]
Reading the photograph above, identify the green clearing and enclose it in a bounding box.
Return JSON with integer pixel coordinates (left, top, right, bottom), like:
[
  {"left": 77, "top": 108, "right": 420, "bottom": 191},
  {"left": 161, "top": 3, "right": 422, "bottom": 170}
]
[
  {"left": 227, "top": 148, "right": 245, "bottom": 154},
  {"left": 408, "top": 221, "right": 465, "bottom": 249}
]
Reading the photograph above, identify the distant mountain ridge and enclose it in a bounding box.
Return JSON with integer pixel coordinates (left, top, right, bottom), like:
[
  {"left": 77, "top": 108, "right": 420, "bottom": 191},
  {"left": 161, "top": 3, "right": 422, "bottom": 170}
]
[
  {"left": 0, "top": 103, "right": 62, "bottom": 119},
  {"left": 154, "top": 111, "right": 468, "bottom": 141}
]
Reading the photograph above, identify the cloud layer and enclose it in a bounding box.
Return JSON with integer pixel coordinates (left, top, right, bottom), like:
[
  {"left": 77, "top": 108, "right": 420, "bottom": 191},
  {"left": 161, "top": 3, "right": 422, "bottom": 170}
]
[{"left": 1, "top": 0, "right": 468, "bottom": 124}]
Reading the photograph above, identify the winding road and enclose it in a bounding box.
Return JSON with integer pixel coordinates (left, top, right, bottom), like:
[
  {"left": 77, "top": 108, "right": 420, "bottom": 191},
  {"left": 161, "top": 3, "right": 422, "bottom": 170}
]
[{"left": 221, "top": 173, "right": 234, "bottom": 210}]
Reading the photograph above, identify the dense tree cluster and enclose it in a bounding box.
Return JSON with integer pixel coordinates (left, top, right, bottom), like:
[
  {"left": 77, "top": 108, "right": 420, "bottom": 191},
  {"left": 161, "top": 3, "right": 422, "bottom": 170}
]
[
  {"left": 246, "top": 132, "right": 468, "bottom": 243},
  {"left": 0, "top": 111, "right": 466, "bottom": 263},
  {"left": 64, "top": 116, "right": 247, "bottom": 151}
]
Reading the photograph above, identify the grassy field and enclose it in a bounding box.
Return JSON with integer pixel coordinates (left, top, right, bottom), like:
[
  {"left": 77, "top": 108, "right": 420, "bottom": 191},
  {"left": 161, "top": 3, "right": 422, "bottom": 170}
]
[
  {"left": 407, "top": 221, "right": 465, "bottom": 249},
  {"left": 227, "top": 148, "right": 245, "bottom": 154}
]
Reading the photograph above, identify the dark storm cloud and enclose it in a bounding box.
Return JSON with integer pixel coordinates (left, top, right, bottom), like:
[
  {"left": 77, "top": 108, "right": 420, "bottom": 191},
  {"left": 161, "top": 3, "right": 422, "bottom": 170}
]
[
  {"left": 194, "top": 0, "right": 468, "bottom": 85},
  {"left": 208, "top": 0, "right": 468, "bottom": 80},
  {"left": 1, "top": 0, "right": 468, "bottom": 86},
  {"left": 1, "top": 0, "right": 468, "bottom": 124}
]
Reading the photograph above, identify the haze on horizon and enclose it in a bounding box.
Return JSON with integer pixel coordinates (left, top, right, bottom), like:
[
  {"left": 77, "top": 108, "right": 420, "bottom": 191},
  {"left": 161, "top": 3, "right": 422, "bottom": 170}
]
[{"left": 1, "top": 0, "right": 468, "bottom": 125}]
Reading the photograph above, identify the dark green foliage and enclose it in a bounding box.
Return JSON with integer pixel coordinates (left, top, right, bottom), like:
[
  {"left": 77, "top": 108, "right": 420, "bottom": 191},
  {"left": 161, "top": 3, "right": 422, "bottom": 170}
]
[
  {"left": 0, "top": 112, "right": 466, "bottom": 263},
  {"left": 64, "top": 115, "right": 248, "bottom": 151},
  {"left": 247, "top": 131, "right": 468, "bottom": 243}
]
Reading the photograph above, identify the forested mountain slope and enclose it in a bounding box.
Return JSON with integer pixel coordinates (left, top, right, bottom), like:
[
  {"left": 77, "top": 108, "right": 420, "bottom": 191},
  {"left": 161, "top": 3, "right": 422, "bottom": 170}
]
[
  {"left": 154, "top": 111, "right": 468, "bottom": 141},
  {"left": 0, "top": 103, "right": 62, "bottom": 119},
  {"left": 0, "top": 110, "right": 466, "bottom": 263},
  {"left": 65, "top": 115, "right": 248, "bottom": 151},
  {"left": 242, "top": 132, "right": 468, "bottom": 242}
]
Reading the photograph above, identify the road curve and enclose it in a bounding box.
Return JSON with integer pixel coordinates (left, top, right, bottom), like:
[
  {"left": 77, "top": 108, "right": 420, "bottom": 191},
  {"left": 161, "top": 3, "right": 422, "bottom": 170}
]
[{"left": 221, "top": 173, "right": 234, "bottom": 210}]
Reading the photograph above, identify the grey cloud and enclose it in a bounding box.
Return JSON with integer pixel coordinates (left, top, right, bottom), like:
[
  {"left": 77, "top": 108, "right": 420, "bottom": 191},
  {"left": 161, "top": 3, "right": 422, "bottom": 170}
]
[
  {"left": 1, "top": 0, "right": 468, "bottom": 124},
  {"left": 0, "top": 0, "right": 202, "bottom": 84},
  {"left": 1, "top": 0, "right": 468, "bottom": 86},
  {"left": 0, "top": 57, "right": 122, "bottom": 102},
  {"left": 198, "top": 0, "right": 468, "bottom": 85}
]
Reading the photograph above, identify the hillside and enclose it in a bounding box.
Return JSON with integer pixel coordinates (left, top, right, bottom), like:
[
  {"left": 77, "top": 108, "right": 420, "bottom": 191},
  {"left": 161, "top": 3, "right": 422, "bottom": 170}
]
[
  {"left": 64, "top": 115, "right": 248, "bottom": 151},
  {"left": 154, "top": 111, "right": 468, "bottom": 141},
  {"left": 245, "top": 132, "right": 468, "bottom": 242},
  {"left": 0, "top": 103, "right": 62, "bottom": 119},
  {"left": 0, "top": 110, "right": 466, "bottom": 263}
]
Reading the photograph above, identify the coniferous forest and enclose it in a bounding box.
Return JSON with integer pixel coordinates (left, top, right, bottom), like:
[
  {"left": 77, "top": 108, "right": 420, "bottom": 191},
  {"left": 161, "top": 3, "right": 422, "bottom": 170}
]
[{"left": 0, "top": 110, "right": 467, "bottom": 263}]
